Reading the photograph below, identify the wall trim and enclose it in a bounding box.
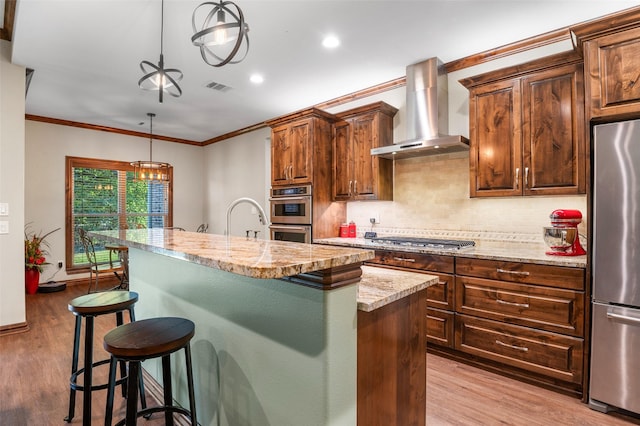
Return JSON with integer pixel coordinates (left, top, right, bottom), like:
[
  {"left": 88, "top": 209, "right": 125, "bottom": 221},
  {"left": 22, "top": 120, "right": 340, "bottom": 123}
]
[
  {"left": 0, "top": 321, "right": 30, "bottom": 336},
  {"left": 25, "top": 114, "right": 201, "bottom": 146}
]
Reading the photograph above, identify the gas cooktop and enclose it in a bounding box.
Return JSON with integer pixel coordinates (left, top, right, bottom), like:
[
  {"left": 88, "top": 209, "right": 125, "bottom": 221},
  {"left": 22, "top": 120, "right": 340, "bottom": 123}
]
[{"left": 369, "top": 236, "right": 476, "bottom": 251}]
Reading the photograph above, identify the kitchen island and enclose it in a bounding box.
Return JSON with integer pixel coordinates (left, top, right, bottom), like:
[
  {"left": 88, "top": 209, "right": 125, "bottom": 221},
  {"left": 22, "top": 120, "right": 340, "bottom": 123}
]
[{"left": 93, "top": 229, "right": 437, "bottom": 426}]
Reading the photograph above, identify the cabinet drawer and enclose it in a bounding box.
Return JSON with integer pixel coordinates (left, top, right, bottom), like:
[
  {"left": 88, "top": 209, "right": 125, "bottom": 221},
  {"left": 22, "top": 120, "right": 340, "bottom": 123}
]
[
  {"left": 456, "top": 315, "right": 583, "bottom": 384},
  {"left": 456, "top": 257, "right": 584, "bottom": 290},
  {"left": 456, "top": 277, "right": 584, "bottom": 337},
  {"left": 427, "top": 308, "right": 454, "bottom": 349},
  {"left": 371, "top": 250, "right": 454, "bottom": 274},
  {"left": 427, "top": 273, "right": 455, "bottom": 310}
]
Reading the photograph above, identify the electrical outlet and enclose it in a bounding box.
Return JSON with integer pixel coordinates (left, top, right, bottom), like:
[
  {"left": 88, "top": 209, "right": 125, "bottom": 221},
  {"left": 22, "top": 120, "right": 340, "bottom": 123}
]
[{"left": 58, "top": 261, "right": 63, "bottom": 269}]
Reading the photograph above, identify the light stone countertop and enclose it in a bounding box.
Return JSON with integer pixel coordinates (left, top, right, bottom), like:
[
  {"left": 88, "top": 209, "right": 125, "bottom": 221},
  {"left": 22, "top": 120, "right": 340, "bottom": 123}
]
[
  {"left": 357, "top": 265, "right": 438, "bottom": 312},
  {"left": 92, "top": 229, "right": 374, "bottom": 279},
  {"left": 315, "top": 237, "right": 587, "bottom": 268}
]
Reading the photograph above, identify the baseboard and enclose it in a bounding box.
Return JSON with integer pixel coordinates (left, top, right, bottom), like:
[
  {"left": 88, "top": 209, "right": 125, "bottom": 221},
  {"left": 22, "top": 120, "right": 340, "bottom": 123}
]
[{"left": 0, "top": 321, "right": 30, "bottom": 336}]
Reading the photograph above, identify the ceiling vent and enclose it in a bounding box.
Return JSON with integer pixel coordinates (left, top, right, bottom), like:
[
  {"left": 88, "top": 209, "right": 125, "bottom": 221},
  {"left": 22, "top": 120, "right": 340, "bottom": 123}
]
[{"left": 205, "top": 81, "right": 233, "bottom": 92}]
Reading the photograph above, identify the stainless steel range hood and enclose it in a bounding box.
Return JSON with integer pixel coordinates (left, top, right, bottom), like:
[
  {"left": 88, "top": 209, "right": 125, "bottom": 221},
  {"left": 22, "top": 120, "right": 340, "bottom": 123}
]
[{"left": 371, "top": 57, "right": 468, "bottom": 159}]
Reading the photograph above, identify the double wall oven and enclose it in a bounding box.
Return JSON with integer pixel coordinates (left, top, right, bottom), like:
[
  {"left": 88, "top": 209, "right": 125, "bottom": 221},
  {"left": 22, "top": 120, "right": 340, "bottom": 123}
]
[{"left": 269, "top": 185, "right": 312, "bottom": 243}]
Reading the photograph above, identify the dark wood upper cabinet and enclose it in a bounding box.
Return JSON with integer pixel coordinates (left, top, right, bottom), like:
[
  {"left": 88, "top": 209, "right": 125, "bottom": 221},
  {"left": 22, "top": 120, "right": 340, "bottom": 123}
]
[
  {"left": 570, "top": 7, "right": 640, "bottom": 120},
  {"left": 333, "top": 101, "right": 397, "bottom": 201},
  {"left": 583, "top": 25, "right": 640, "bottom": 120},
  {"left": 461, "top": 52, "right": 586, "bottom": 197},
  {"left": 267, "top": 108, "right": 337, "bottom": 187}
]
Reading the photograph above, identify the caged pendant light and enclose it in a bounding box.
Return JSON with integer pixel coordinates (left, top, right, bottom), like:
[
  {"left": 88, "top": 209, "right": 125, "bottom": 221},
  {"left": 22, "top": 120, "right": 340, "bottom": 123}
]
[
  {"left": 131, "top": 113, "right": 171, "bottom": 182},
  {"left": 191, "top": 1, "right": 250, "bottom": 67},
  {"left": 139, "top": 0, "right": 183, "bottom": 103}
]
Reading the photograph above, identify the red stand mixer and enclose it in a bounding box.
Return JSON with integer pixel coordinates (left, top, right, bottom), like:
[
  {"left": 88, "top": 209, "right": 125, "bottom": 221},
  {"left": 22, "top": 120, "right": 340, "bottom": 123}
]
[{"left": 543, "top": 209, "right": 586, "bottom": 256}]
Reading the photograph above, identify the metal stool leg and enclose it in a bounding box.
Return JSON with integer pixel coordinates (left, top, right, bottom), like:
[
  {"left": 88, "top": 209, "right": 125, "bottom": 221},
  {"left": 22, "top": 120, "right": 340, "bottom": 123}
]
[
  {"left": 185, "top": 344, "right": 198, "bottom": 425},
  {"left": 125, "top": 361, "right": 140, "bottom": 426},
  {"left": 162, "top": 355, "right": 174, "bottom": 426},
  {"left": 105, "top": 357, "right": 118, "bottom": 426},
  {"left": 64, "top": 315, "right": 82, "bottom": 422},
  {"left": 83, "top": 315, "right": 95, "bottom": 426},
  {"left": 127, "top": 307, "right": 148, "bottom": 413}
]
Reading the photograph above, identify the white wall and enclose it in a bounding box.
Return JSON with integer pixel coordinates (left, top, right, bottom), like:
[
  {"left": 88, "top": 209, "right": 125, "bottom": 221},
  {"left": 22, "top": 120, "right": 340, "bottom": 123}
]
[
  {"left": 24, "top": 121, "right": 205, "bottom": 284},
  {"left": 0, "top": 40, "right": 26, "bottom": 327},
  {"left": 203, "top": 128, "right": 271, "bottom": 237}
]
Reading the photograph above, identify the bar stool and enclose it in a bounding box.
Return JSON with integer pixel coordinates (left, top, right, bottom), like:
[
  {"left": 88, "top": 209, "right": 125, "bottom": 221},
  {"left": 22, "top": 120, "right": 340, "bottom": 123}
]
[
  {"left": 65, "top": 291, "right": 146, "bottom": 425},
  {"left": 104, "top": 317, "right": 197, "bottom": 426}
]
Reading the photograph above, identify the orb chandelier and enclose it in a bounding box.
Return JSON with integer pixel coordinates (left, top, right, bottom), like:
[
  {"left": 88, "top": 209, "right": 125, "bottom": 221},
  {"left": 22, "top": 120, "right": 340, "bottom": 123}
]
[
  {"left": 131, "top": 113, "right": 171, "bottom": 183},
  {"left": 139, "top": 0, "right": 183, "bottom": 103},
  {"left": 191, "top": 1, "right": 250, "bottom": 67}
]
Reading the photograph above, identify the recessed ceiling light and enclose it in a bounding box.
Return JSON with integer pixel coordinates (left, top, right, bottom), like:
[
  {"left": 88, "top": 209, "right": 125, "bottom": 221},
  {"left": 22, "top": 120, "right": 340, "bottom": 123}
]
[
  {"left": 250, "top": 74, "right": 264, "bottom": 84},
  {"left": 322, "top": 35, "right": 340, "bottom": 49}
]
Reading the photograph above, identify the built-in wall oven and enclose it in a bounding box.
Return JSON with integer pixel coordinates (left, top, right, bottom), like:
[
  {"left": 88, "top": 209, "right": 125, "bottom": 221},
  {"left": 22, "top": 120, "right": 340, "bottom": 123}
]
[
  {"left": 270, "top": 224, "right": 312, "bottom": 243},
  {"left": 269, "top": 185, "right": 312, "bottom": 243}
]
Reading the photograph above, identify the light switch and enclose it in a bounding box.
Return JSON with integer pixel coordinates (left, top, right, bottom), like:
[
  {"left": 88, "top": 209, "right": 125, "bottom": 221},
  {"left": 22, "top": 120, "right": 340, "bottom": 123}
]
[
  {"left": 0, "top": 221, "right": 8, "bottom": 234},
  {"left": 0, "top": 203, "right": 8, "bottom": 216}
]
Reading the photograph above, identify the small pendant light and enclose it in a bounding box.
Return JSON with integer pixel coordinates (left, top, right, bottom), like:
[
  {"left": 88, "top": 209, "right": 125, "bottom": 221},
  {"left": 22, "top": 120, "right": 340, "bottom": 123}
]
[
  {"left": 131, "top": 113, "right": 171, "bottom": 182},
  {"left": 139, "top": 0, "right": 183, "bottom": 103}
]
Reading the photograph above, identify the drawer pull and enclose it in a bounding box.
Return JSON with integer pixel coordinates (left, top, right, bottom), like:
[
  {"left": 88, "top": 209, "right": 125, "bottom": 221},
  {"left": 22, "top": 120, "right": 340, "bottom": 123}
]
[
  {"left": 393, "top": 257, "right": 416, "bottom": 262},
  {"left": 496, "top": 268, "right": 530, "bottom": 277},
  {"left": 495, "top": 340, "right": 529, "bottom": 352},
  {"left": 496, "top": 298, "right": 530, "bottom": 308}
]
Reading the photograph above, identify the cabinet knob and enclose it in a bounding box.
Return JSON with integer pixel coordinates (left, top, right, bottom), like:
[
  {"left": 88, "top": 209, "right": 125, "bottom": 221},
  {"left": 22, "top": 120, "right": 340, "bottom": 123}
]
[
  {"left": 524, "top": 167, "right": 529, "bottom": 188},
  {"left": 354, "top": 180, "right": 358, "bottom": 194},
  {"left": 515, "top": 168, "right": 520, "bottom": 190}
]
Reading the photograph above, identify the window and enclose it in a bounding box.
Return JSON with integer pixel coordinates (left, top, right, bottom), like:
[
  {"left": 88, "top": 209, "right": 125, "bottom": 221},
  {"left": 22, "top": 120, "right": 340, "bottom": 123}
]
[{"left": 65, "top": 156, "right": 173, "bottom": 271}]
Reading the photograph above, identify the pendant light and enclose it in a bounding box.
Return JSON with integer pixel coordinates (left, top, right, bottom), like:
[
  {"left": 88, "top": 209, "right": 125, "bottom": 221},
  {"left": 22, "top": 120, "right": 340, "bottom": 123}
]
[
  {"left": 139, "top": 0, "right": 183, "bottom": 103},
  {"left": 191, "top": 1, "right": 250, "bottom": 67},
  {"left": 131, "top": 113, "right": 171, "bottom": 182}
]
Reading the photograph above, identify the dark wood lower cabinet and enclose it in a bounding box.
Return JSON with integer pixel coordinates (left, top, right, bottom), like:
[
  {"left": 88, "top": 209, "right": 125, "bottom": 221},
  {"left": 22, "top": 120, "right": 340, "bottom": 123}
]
[
  {"left": 358, "top": 289, "right": 426, "bottom": 426},
  {"left": 366, "top": 250, "right": 587, "bottom": 397}
]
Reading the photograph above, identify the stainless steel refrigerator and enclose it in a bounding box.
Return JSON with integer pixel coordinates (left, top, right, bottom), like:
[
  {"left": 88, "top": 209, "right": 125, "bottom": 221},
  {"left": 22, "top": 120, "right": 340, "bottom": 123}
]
[{"left": 590, "top": 119, "right": 640, "bottom": 414}]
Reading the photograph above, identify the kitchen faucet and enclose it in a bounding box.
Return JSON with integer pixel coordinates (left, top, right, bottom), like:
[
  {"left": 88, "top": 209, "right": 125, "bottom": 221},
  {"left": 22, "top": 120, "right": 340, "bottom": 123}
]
[{"left": 225, "top": 197, "right": 269, "bottom": 236}]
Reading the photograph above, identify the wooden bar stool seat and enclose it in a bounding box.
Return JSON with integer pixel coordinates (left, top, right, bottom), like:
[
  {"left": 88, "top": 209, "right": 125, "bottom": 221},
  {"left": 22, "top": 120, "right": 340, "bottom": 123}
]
[
  {"left": 104, "top": 317, "right": 197, "bottom": 426},
  {"left": 65, "top": 291, "right": 145, "bottom": 425}
]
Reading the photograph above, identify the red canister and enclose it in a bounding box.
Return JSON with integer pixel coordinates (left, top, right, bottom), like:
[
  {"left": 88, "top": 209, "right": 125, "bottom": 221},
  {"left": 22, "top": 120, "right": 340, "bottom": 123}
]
[
  {"left": 339, "top": 223, "right": 349, "bottom": 238},
  {"left": 348, "top": 221, "right": 356, "bottom": 238}
]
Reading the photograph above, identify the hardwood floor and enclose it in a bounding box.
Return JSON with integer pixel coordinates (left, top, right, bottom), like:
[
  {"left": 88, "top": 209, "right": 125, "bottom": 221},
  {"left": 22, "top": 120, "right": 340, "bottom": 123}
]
[
  {"left": 426, "top": 353, "right": 640, "bottom": 425},
  {"left": 1, "top": 284, "right": 639, "bottom": 425}
]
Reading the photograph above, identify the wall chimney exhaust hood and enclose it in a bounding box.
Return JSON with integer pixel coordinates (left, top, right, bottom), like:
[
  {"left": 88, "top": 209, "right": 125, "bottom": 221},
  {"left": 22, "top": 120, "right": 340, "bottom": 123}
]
[{"left": 371, "top": 57, "right": 468, "bottom": 159}]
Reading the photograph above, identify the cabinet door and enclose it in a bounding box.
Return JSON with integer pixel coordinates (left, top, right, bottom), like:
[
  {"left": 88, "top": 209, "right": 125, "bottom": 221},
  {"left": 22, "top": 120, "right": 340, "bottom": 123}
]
[
  {"left": 289, "top": 119, "right": 313, "bottom": 184},
  {"left": 585, "top": 26, "right": 640, "bottom": 119},
  {"left": 469, "top": 79, "right": 522, "bottom": 197},
  {"left": 427, "top": 307, "right": 455, "bottom": 348},
  {"left": 522, "top": 63, "right": 585, "bottom": 195},
  {"left": 271, "top": 124, "right": 291, "bottom": 185},
  {"left": 333, "top": 120, "right": 353, "bottom": 200},
  {"left": 352, "top": 113, "right": 377, "bottom": 199}
]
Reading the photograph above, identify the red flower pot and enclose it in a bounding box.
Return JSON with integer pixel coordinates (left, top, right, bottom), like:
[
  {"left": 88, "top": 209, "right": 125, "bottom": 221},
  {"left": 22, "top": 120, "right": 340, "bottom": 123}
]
[{"left": 25, "top": 268, "right": 40, "bottom": 294}]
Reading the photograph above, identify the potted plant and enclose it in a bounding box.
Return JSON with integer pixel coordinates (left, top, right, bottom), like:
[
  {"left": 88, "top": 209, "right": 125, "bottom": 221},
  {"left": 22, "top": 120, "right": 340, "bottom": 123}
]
[{"left": 24, "top": 226, "right": 60, "bottom": 294}]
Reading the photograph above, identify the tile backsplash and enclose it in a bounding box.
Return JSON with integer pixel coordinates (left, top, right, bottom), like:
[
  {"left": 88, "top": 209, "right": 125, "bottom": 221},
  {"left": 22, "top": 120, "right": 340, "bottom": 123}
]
[{"left": 346, "top": 152, "right": 587, "bottom": 241}]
